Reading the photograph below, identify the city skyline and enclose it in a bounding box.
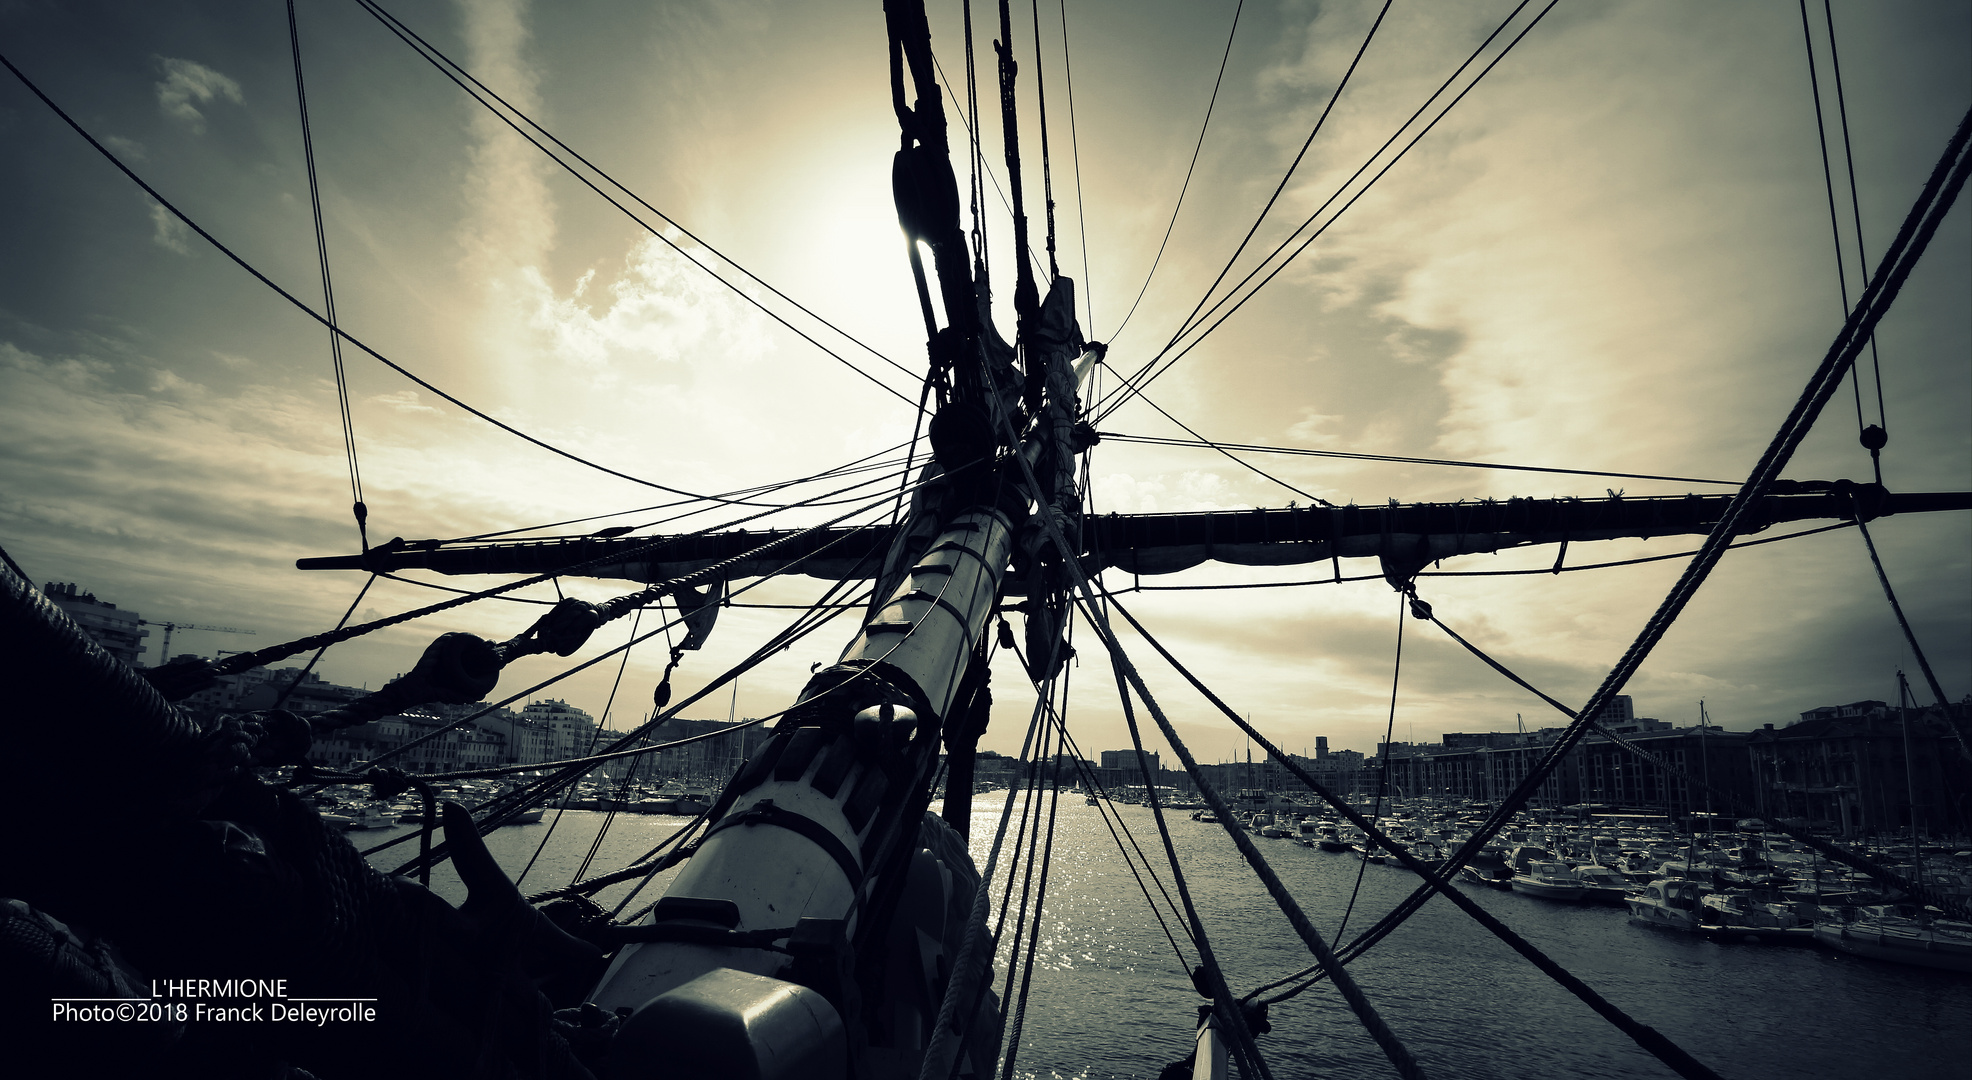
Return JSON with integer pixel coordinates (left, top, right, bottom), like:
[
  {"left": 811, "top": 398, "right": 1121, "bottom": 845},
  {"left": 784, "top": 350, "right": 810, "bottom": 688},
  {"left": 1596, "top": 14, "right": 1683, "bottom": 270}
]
[{"left": 47, "top": 575, "right": 1953, "bottom": 759}]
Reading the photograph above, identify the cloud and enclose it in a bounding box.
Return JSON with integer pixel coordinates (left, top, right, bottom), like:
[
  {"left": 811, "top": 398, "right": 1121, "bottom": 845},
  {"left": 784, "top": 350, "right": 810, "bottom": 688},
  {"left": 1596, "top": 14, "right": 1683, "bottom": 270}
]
[
  {"left": 455, "top": 0, "right": 555, "bottom": 311},
  {"left": 148, "top": 368, "right": 194, "bottom": 395},
  {"left": 1091, "top": 470, "right": 1240, "bottom": 514},
  {"left": 148, "top": 202, "right": 191, "bottom": 255},
  {"left": 370, "top": 389, "right": 440, "bottom": 415},
  {"left": 153, "top": 57, "right": 242, "bottom": 133},
  {"left": 1286, "top": 409, "right": 1343, "bottom": 443},
  {"left": 430, "top": 0, "right": 912, "bottom": 504},
  {"left": 527, "top": 232, "right": 770, "bottom": 372},
  {"left": 103, "top": 135, "right": 146, "bottom": 161}
]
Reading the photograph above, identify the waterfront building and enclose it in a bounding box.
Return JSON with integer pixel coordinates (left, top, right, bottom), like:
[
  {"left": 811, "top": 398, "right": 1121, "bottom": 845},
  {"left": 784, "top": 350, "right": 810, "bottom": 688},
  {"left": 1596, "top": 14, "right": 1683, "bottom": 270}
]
[
  {"left": 1097, "top": 749, "right": 1160, "bottom": 790},
  {"left": 1380, "top": 737, "right": 1577, "bottom": 809},
  {"left": 307, "top": 709, "right": 509, "bottom": 773},
  {"left": 1099, "top": 749, "right": 1159, "bottom": 774},
  {"left": 1383, "top": 720, "right": 1755, "bottom": 815},
  {"left": 1561, "top": 723, "right": 1755, "bottom": 818},
  {"left": 971, "top": 750, "right": 1018, "bottom": 789},
  {"left": 519, "top": 698, "right": 597, "bottom": 761},
  {"left": 497, "top": 716, "right": 557, "bottom": 765},
  {"left": 638, "top": 717, "right": 774, "bottom": 781},
  {"left": 43, "top": 581, "right": 147, "bottom": 666},
  {"left": 1594, "top": 694, "right": 1636, "bottom": 726},
  {"left": 1377, "top": 695, "right": 1969, "bottom": 836},
  {"left": 1190, "top": 750, "right": 1367, "bottom": 800},
  {"left": 1746, "top": 699, "right": 1970, "bottom": 837},
  {"left": 196, "top": 663, "right": 361, "bottom": 718}
]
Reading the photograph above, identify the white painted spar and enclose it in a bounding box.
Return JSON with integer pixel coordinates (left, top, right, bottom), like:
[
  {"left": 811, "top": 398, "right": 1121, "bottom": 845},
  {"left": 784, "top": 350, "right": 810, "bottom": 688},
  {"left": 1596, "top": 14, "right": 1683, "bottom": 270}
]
[
  {"left": 837, "top": 507, "right": 1013, "bottom": 720},
  {"left": 587, "top": 771, "right": 869, "bottom": 1012},
  {"left": 589, "top": 507, "right": 1015, "bottom": 1014},
  {"left": 1192, "top": 1011, "right": 1228, "bottom": 1080}
]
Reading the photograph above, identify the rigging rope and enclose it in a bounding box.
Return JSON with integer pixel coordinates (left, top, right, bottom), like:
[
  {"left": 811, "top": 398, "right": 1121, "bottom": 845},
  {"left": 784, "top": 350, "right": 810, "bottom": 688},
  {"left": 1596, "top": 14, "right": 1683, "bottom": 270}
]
[
  {"left": 996, "top": 672, "right": 1068, "bottom": 1080},
  {"left": 1821, "top": 0, "right": 1889, "bottom": 459},
  {"left": 1338, "top": 99, "right": 1972, "bottom": 959},
  {"left": 1797, "top": 0, "right": 1873, "bottom": 448},
  {"left": 523, "top": 805, "right": 706, "bottom": 905},
  {"left": 217, "top": 454, "right": 936, "bottom": 681},
  {"left": 1058, "top": 0, "right": 1092, "bottom": 329},
  {"left": 1009, "top": 637, "right": 1197, "bottom": 968},
  {"left": 932, "top": 53, "right": 1053, "bottom": 285},
  {"left": 1102, "top": 431, "right": 1741, "bottom": 487},
  {"left": 1099, "top": 373, "right": 1337, "bottom": 506},
  {"left": 990, "top": 679, "right": 1056, "bottom": 988},
  {"left": 1333, "top": 591, "right": 1406, "bottom": 944},
  {"left": 1398, "top": 587, "right": 1971, "bottom": 922},
  {"left": 357, "top": 498, "right": 904, "bottom": 778},
  {"left": 1133, "top": 0, "right": 1379, "bottom": 352},
  {"left": 1029, "top": 0, "right": 1058, "bottom": 281},
  {"left": 515, "top": 606, "right": 646, "bottom": 889},
  {"left": 367, "top": 574, "right": 874, "bottom": 869},
  {"left": 0, "top": 542, "right": 31, "bottom": 582},
  {"left": 1107, "top": 0, "right": 1245, "bottom": 344},
  {"left": 1095, "top": 594, "right": 1731, "bottom": 1080},
  {"left": 923, "top": 634, "right": 1056, "bottom": 1080},
  {"left": 557, "top": 816, "right": 708, "bottom": 912},
  {"left": 1097, "top": 0, "right": 1550, "bottom": 421},
  {"left": 964, "top": 0, "right": 988, "bottom": 282},
  {"left": 1100, "top": 604, "right": 1274, "bottom": 1080},
  {"left": 440, "top": 444, "right": 917, "bottom": 545},
  {"left": 269, "top": 573, "right": 377, "bottom": 711},
  {"left": 1096, "top": 591, "right": 1419, "bottom": 1080},
  {"left": 352, "top": 0, "right": 925, "bottom": 398},
  {"left": 0, "top": 52, "right": 886, "bottom": 508},
  {"left": 1086, "top": 586, "right": 1424, "bottom": 1080},
  {"left": 567, "top": 607, "right": 676, "bottom": 891},
  {"left": 1066, "top": 764, "right": 1195, "bottom": 970},
  {"left": 285, "top": 0, "right": 367, "bottom": 549},
  {"left": 995, "top": 0, "right": 1041, "bottom": 325},
  {"left": 1850, "top": 498, "right": 1957, "bottom": 717}
]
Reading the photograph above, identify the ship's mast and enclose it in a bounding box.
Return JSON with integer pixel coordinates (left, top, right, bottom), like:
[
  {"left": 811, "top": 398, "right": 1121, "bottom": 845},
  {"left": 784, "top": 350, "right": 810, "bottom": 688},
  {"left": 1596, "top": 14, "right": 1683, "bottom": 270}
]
[{"left": 583, "top": 6, "right": 1097, "bottom": 1075}]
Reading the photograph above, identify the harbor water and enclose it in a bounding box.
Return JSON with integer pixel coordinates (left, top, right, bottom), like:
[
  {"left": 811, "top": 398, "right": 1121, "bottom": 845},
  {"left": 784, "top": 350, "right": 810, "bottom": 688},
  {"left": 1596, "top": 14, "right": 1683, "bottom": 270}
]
[{"left": 365, "top": 797, "right": 1970, "bottom": 1079}]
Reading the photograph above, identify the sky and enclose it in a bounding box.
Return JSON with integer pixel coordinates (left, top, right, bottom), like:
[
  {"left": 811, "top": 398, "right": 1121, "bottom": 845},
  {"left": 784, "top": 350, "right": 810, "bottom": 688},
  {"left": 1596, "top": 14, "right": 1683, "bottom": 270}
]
[{"left": 1, "top": 0, "right": 1966, "bottom": 765}]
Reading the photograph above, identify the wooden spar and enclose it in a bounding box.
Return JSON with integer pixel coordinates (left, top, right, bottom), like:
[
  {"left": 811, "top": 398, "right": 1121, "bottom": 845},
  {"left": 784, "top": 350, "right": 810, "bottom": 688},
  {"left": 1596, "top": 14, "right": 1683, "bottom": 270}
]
[{"left": 295, "top": 487, "right": 1971, "bottom": 585}]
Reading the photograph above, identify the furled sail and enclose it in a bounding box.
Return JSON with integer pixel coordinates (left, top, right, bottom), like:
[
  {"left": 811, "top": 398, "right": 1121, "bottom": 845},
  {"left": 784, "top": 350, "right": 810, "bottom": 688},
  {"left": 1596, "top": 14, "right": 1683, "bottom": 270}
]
[{"left": 296, "top": 486, "right": 1969, "bottom": 591}]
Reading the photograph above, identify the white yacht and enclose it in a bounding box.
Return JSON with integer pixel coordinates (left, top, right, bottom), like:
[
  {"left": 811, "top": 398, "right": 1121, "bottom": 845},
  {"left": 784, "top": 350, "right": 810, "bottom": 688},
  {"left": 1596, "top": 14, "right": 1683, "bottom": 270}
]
[
  {"left": 1626, "top": 879, "right": 1707, "bottom": 931},
  {"left": 1510, "top": 861, "right": 1585, "bottom": 902}
]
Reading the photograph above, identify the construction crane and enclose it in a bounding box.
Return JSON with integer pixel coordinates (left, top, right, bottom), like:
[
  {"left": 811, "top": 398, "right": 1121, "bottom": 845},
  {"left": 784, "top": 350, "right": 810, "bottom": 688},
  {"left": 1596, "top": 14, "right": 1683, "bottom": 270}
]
[{"left": 139, "top": 620, "right": 255, "bottom": 664}]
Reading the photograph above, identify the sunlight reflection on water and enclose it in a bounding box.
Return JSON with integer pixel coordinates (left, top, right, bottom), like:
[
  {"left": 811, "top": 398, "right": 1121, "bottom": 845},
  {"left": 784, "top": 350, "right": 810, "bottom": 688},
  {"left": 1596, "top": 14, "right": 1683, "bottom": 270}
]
[{"left": 367, "top": 802, "right": 1971, "bottom": 1080}]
